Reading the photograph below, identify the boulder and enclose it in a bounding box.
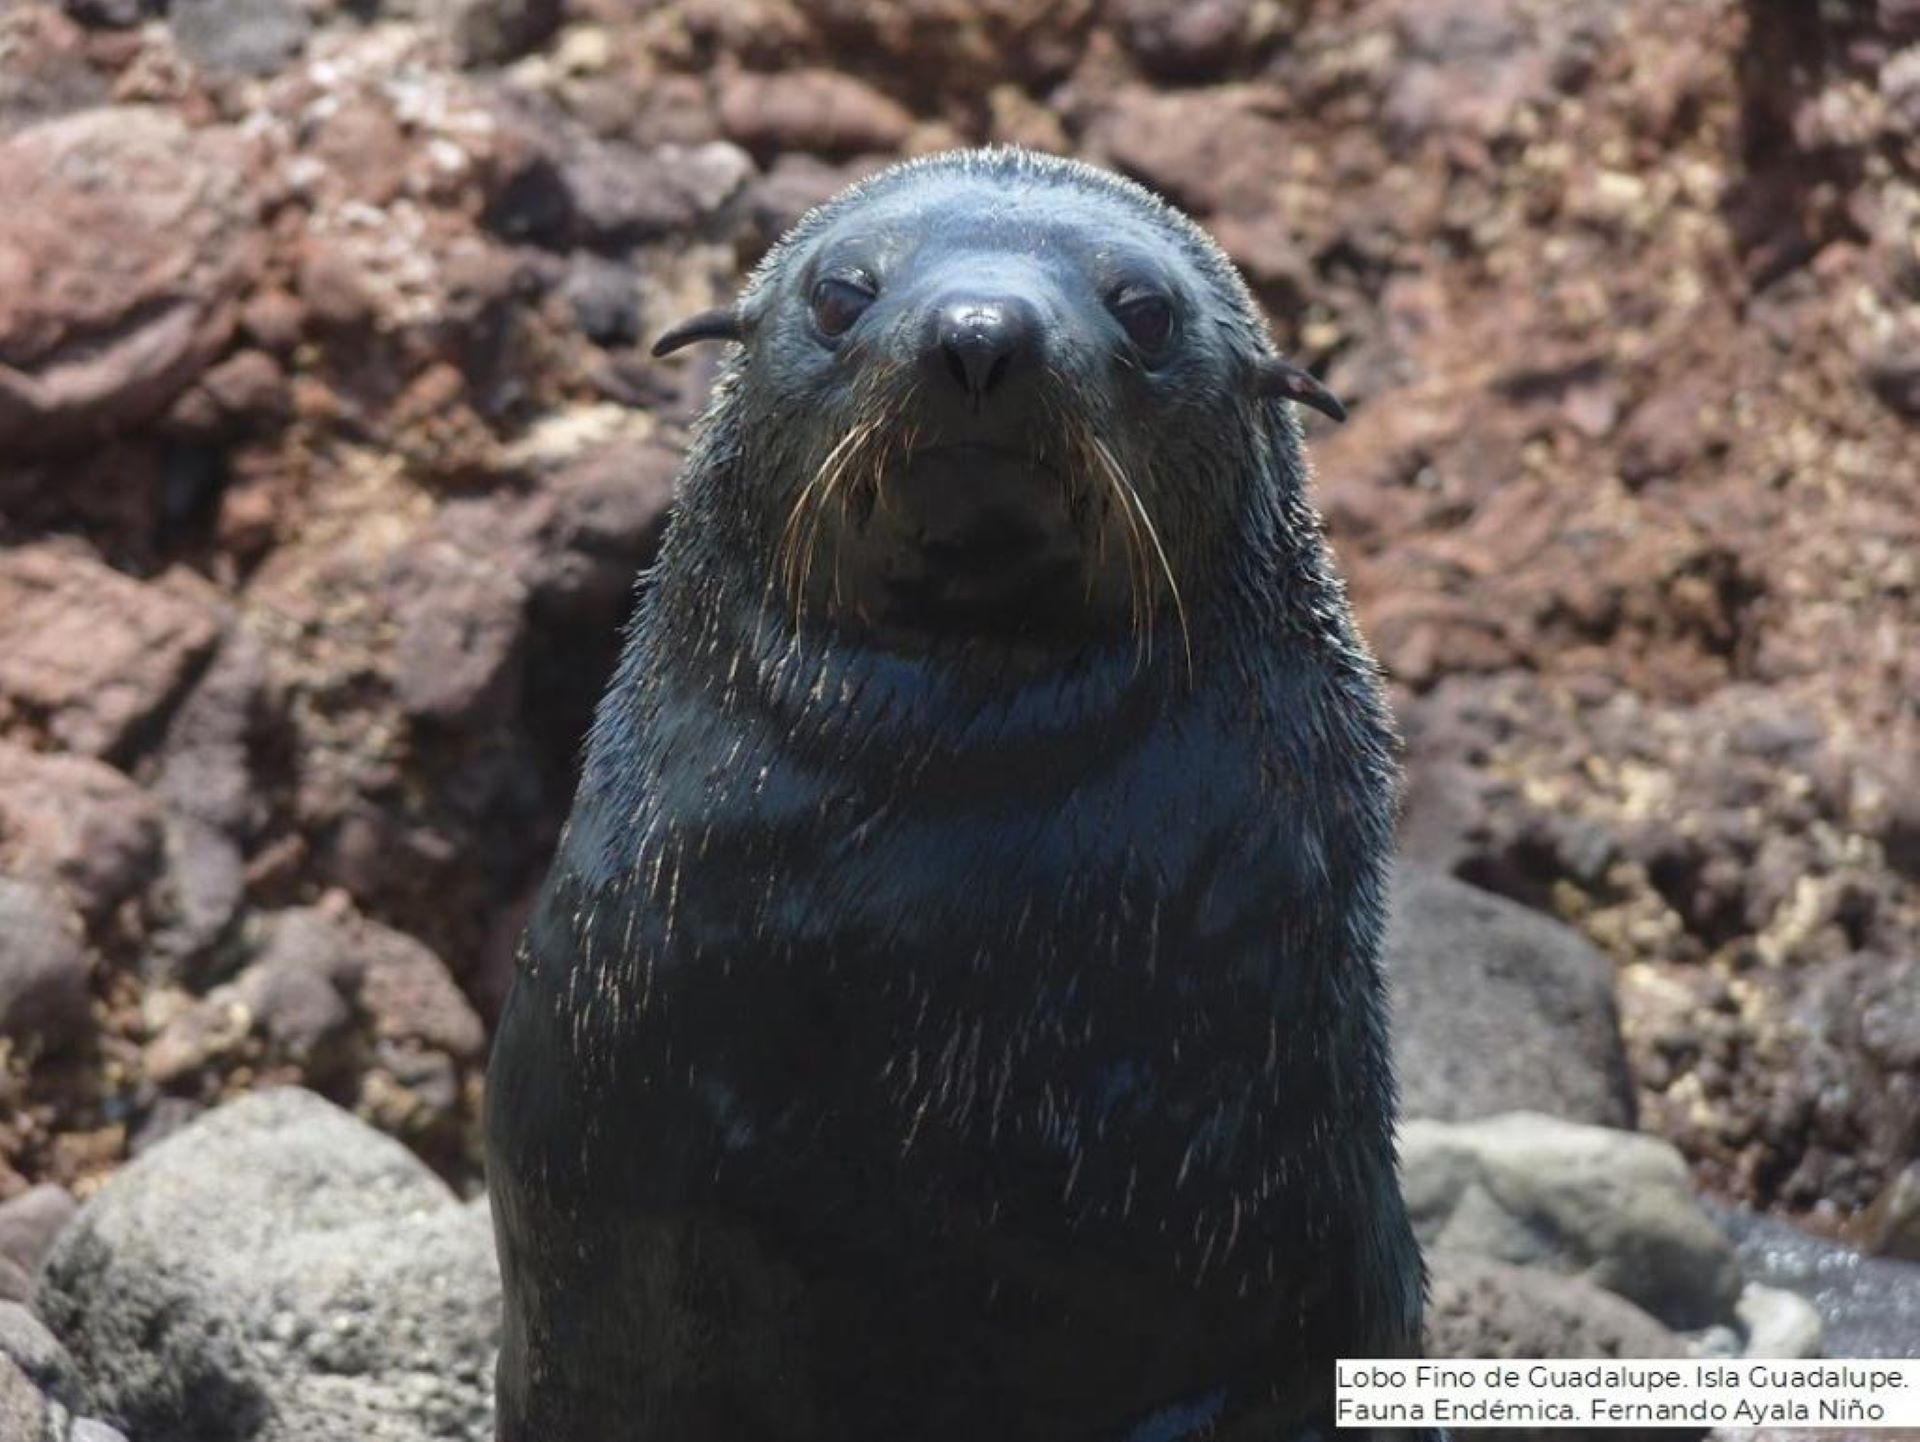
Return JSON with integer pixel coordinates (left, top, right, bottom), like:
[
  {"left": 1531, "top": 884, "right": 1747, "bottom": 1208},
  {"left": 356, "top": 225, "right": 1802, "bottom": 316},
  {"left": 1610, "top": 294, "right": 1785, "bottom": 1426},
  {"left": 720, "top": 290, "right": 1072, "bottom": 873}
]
[
  {"left": 0, "top": 1299, "right": 81, "bottom": 1405},
  {"left": 39, "top": 1088, "right": 499, "bottom": 1442},
  {"left": 1424, "top": 1253, "right": 1698, "bottom": 1442},
  {"left": 1386, "top": 866, "right": 1635, "bottom": 1128},
  {"left": 0, "top": 743, "right": 163, "bottom": 922},
  {"left": 0, "top": 107, "right": 259, "bottom": 448},
  {"left": 1082, "top": 85, "right": 1292, "bottom": 217},
  {"left": 168, "top": 0, "right": 311, "bottom": 76},
  {"left": 562, "top": 139, "right": 754, "bottom": 249},
  {"left": 0, "top": 1299, "right": 127, "bottom": 1440},
  {"left": 387, "top": 537, "right": 530, "bottom": 729},
  {"left": 733, "top": 153, "right": 884, "bottom": 262},
  {"left": 443, "top": 0, "right": 563, "bottom": 66},
  {"left": 523, "top": 438, "right": 680, "bottom": 621},
  {"left": 143, "top": 904, "right": 484, "bottom": 1154},
  {"left": 0, "top": 1184, "right": 79, "bottom": 1295},
  {"left": 1401, "top": 1112, "right": 1743, "bottom": 1330},
  {"left": 0, "top": 543, "right": 223, "bottom": 760},
  {"left": 1425, "top": 1251, "right": 1681, "bottom": 1359},
  {"left": 1861, "top": 1161, "right": 1920, "bottom": 1262},
  {"left": 0, "top": 880, "right": 93, "bottom": 1051},
  {"left": 1109, "top": 0, "right": 1260, "bottom": 78},
  {"left": 0, "top": 1354, "right": 57, "bottom": 1442},
  {"left": 715, "top": 68, "right": 914, "bottom": 159}
]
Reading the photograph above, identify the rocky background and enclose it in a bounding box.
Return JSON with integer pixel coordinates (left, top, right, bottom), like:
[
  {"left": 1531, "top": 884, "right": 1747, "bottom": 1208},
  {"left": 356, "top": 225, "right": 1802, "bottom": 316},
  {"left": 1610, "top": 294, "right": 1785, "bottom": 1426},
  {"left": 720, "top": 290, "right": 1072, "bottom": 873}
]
[{"left": 0, "top": 0, "right": 1915, "bottom": 1437}]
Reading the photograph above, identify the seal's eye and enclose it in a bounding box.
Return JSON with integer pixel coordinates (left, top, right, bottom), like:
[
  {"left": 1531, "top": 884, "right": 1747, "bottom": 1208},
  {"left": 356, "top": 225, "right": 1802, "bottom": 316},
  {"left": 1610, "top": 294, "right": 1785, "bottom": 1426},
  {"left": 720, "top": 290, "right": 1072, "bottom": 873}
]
[
  {"left": 811, "top": 276, "right": 876, "bottom": 340},
  {"left": 1111, "top": 288, "right": 1175, "bottom": 356}
]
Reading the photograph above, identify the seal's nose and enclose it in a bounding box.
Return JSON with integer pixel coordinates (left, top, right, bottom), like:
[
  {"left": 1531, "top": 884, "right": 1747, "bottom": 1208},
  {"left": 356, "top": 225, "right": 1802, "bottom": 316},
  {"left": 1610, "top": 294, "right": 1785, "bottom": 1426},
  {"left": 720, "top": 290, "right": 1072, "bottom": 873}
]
[{"left": 934, "top": 298, "right": 1036, "bottom": 406}]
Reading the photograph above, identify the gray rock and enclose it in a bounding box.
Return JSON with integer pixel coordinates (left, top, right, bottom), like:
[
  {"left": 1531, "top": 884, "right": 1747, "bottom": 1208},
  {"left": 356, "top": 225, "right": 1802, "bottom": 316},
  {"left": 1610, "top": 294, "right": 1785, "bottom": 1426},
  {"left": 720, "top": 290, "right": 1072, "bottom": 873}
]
[
  {"left": 525, "top": 439, "right": 679, "bottom": 622},
  {"left": 0, "top": 1313, "right": 98, "bottom": 1438},
  {"left": 1111, "top": 0, "right": 1259, "bottom": 80},
  {"left": 0, "top": 1256, "right": 34, "bottom": 1304},
  {"left": 388, "top": 536, "right": 529, "bottom": 728},
  {"left": 442, "top": 0, "right": 562, "bottom": 65},
  {"left": 1425, "top": 1250, "right": 1682, "bottom": 1358},
  {"left": 1401, "top": 1112, "right": 1743, "bottom": 1329},
  {"left": 0, "top": 1354, "right": 54, "bottom": 1442},
  {"left": 63, "top": 0, "right": 147, "bottom": 27},
  {"left": 40, "top": 1088, "right": 499, "bottom": 1442},
  {"left": 736, "top": 154, "right": 881, "bottom": 262},
  {"left": 1424, "top": 1253, "right": 1695, "bottom": 1442},
  {"left": 168, "top": 0, "right": 311, "bottom": 76},
  {"left": 72, "top": 1421, "right": 131, "bottom": 1442},
  {"left": 1863, "top": 312, "right": 1920, "bottom": 420},
  {"left": 0, "top": 1184, "right": 79, "bottom": 1290},
  {"left": 151, "top": 816, "right": 247, "bottom": 976},
  {"left": 565, "top": 255, "right": 641, "bottom": 348},
  {"left": 563, "top": 139, "right": 753, "bottom": 249},
  {"left": 0, "top": 880, "right": 92, "bottom": 1051},
  {"left": 1862, "top": 1161, "right": 1920, "bottom": 1262},
  {"left": 1386, "top": 866, "right": 1634, "bottom": 1127},
  {"left": 0, "top": 1299, "right": 80, "bottom": 1402},
  {"left": 1734, "top": 1282, "right": 1823, "bottom": 1359}
]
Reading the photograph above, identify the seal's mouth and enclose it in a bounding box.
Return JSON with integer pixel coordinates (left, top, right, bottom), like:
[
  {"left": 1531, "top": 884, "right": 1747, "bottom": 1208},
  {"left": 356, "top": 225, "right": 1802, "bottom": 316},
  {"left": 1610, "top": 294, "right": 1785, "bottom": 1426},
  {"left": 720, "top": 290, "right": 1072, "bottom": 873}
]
[
  {"left": 776, "top": 409, "right": 1181, "bottom": 652},
  {"left": 892, "top": 442, "right": 1068, "bottom": 556},
  {"left": 877, "top": 441, "right": 1082, "bottom": 624}
]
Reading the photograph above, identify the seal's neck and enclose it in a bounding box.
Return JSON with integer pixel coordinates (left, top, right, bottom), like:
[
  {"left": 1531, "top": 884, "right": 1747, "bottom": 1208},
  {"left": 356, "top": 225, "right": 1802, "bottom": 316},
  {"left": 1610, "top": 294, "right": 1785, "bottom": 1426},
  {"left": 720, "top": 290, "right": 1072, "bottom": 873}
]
[{"left": 667, "top": 570, "right": 1208, "bottom": 761}]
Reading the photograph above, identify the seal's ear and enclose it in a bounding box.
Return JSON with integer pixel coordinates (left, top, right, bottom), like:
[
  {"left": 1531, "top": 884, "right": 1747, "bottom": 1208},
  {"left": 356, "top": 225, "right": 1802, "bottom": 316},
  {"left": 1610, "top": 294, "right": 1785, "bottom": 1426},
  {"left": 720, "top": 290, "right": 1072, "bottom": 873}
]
[
  {"left": 650, "top": 308, "right": 744, "bottom": 358},
  {"left": 1254, "top": 358, "right": 1348, "bottom": 424}
]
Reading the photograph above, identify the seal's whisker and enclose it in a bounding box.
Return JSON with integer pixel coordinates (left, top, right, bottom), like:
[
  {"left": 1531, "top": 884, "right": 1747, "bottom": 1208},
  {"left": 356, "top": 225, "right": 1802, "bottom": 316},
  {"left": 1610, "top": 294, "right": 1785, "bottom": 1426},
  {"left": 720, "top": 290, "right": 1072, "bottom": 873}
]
[
  {"left": 795, "top": 415, "right": 878, "bottom": 616},
  {"left": 1096, "top": 434, "right": 1193, "bottom": 683},
  {"left": 1073, "top": 411, "right": 1152, "bottom": 665},
  {"left": 1048, "top": 390, "right": 1110, "bottom": 599},
  {"left": 778, "top": 358, "right": 932, "bottom": 622},
  {"left": 782, "top": 416, "right": 871, "bottom": 618}
]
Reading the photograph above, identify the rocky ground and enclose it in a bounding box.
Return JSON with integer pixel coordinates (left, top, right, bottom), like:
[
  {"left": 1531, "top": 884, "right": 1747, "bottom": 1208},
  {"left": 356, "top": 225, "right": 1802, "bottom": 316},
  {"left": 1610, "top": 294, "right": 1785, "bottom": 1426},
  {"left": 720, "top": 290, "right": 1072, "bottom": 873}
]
[{"left": 0, "top": 0, "right": 1915, "bottom": 1437}]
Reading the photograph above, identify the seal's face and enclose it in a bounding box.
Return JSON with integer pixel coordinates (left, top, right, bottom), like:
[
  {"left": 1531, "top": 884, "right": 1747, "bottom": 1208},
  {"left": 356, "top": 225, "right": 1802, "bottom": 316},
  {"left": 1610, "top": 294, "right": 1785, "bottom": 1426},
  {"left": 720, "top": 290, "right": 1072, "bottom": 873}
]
[{"left": 654, "top": 151, "right": 1346, "bottom": 655}]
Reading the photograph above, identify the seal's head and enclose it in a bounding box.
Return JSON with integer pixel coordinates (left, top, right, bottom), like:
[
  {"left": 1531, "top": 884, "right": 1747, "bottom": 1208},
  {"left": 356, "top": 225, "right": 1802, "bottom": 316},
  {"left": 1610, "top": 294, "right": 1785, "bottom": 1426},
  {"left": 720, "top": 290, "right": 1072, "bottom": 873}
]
[{"left": 655, "top": 148, "right": 1343, "bottom": 656}]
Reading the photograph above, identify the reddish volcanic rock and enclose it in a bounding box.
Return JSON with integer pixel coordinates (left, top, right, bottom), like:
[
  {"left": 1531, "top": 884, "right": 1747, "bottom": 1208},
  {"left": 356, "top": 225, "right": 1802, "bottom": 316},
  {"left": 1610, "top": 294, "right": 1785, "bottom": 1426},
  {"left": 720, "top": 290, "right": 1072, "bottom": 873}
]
[
  {"left": 0, "top": 543, "right": 222, "bottom": 760},
  {"left": 1082, "top": 85, "right": 1295, "bottom": 217},
  {"left": 0, "top": 107, "right": 258, "bottom": 449},
  {"left": 716, "top": 67, "right": 915, "bottom": 159},
  {"left": 1108, "top": 0, "right": 1264, "bottom": 81},
  {"left": 0, "top": 743, "right": 163, "bottom": 924}
]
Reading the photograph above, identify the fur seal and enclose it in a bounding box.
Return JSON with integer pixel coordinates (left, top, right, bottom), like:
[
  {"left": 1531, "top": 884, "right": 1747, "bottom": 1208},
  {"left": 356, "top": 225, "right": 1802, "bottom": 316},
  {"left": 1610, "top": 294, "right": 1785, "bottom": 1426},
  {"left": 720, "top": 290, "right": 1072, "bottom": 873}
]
[{"left": 486, "top": 148, "right": 1428, "bottom": 1442}]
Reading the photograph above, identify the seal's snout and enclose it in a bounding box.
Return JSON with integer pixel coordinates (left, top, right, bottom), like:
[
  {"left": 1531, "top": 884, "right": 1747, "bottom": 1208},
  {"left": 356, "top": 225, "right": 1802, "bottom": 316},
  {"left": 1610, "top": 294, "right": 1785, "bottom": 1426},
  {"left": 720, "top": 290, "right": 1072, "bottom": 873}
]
[{"left": 931, "top": 294, "right": 1040, "bottom": 407}]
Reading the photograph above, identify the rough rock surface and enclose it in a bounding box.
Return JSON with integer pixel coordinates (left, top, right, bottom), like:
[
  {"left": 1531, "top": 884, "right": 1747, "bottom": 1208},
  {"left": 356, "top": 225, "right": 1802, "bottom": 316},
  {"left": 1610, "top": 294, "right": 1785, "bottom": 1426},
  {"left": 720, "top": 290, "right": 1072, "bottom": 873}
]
[
  {"left": 0, "top": 543, "right": 222, "bottom": 759},
  {"left": 1387, "top": 866, "right": 1635, "bottom": 1128},
  {"left": 1424, "top": 1253, "right": 1696, "bottom": 1442},
  {"left": 1401, "top": 1112, "right": 1745, "bottom": 1330},
  {"left": 0, "top": 1186, "right": 78, "bottom": 1300},
  {"left": 0, "top": 108, "right": 259, "bottom": 448},
  {"left": 1860, "top": 1161, "right": 1920, "bottom": 1261},
  {"left": 0, "top": 744, "right": 162, "bottom": 922},
  {"left": 142, "top": 902, "right": 485, "bottom": 1166},
  {"left": 0, "top": 882, "right": 93, "bottom": 1053},
  {"left": 1425, "top": 1251, "right": 1682, "bottom": 1360},
  {"left": 39, "top": 1088, "right": 498, "bottom": 1442}
]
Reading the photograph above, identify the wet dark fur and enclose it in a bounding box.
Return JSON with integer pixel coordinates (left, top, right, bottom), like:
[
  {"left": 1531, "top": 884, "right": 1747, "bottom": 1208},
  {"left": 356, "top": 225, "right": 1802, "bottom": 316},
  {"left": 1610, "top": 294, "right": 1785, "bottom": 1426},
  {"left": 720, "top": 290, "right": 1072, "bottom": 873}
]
[{"left": 487, "top": 149, "right": 1427, "bottom": 1442}]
